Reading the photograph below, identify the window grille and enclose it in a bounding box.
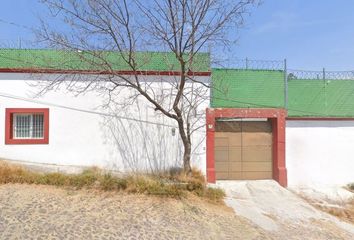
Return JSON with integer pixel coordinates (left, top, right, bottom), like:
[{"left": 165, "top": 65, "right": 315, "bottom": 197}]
[{"left": 13, "top": 113, "right": 44, "bottom": 139}]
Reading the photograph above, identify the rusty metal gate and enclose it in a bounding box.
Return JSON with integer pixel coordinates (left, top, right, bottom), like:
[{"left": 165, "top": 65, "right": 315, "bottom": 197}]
[{"left": 214, "top": 120, "right": 273, "bottom": 180}]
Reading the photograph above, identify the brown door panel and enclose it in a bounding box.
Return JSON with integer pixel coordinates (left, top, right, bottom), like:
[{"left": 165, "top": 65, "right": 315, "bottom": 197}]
[
  {"left": 242, "top": 171, "right": 273, "bottom": 180},
  {"left": 242, "top": 162, "right": 272, "bottom": 172},
  {"left": 230, "top": 162, "right": 242, "bottom": 172},
  {"left": 215, "top": 137, "right": 228, "bottom": 147},
  {"left": 215, "top": 172, "right": 229, "bottom": 180},
  {"left": 215, "top": 121, "right": 242, "bottom": 132},
  {"left": 215, "top": 132, "right": 229, "bottom": 138},
  {"left": 215, "top": 146, "right": 229, "bottom": 162},
  {"left": 228, "top": 146, "right": 242, "bottom": 162},
  {"left": 242, "top": 146, "right": 272, "bottom": 162},
  {"left": 214, "top": 120, "right": 273, "bottom": 181},
  {"left": 229, "top": 133, "right": 242, "bottom": 146},
  {"left": 242, "top": 121, "right": 272, "bottom": 132},
  {"left": 242, "top": 132, "right": 272, "bottom": 146},
  {"left": 229, "top": 172, "right": 243, "bottom": 179},
  {"left": 215, "top": 162, "right": 229, "bottom": 172}
]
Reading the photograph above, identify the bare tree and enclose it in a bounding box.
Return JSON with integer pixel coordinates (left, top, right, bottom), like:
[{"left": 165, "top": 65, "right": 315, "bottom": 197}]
[{"left": 36, "top": 0, "right": 256, "bottom": 174}]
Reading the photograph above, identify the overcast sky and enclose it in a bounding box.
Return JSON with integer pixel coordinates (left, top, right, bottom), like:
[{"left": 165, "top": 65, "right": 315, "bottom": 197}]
[{"left": 0, "top": 0, "right": 353, "bottom": 71}]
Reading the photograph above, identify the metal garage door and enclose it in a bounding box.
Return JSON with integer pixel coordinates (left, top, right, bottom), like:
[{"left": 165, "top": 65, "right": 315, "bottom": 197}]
[{"left": 214, "top": 120, "right": 273, "bottom": 180}]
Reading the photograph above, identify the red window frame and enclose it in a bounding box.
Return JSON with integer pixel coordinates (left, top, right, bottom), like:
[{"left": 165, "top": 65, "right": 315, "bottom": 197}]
[{"left": 5, "top": 108, "right": 49, "bottom": 144}]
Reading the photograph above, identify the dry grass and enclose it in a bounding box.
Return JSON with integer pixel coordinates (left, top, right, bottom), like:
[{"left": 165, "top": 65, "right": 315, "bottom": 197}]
[
  {"left": 317, "top": 202, "right": 354, "bottom": 224},
  {"left": 323, "top": 183, "right": 354, "bottom": 224},
  {"left": 0, "top": 161, "right": 225, "bottom": 202},
  {"left": 300, "top": 187, "right": 354, "bottom": 225}
]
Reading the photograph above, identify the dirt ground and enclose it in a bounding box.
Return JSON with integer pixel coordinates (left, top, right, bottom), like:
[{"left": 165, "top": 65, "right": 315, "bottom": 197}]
[
  {"left": 0, "top": 184, "right": 268, "bottom": 240},
  {"left": 1, "top": 183, "right": 354, "bottom": 240}
]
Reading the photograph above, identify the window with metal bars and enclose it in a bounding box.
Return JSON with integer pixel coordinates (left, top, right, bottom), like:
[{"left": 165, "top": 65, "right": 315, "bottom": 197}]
[
  {"left": 13, "top": 113, "right": 44, "bottom": 139},
  {"left": 5, "top": 108, "right": 49, "bottom": 144}
]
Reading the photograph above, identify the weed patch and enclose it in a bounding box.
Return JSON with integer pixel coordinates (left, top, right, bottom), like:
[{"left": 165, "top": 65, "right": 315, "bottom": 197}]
[{"left": 0, "top": 161, "right": 224, "bottom": 202}]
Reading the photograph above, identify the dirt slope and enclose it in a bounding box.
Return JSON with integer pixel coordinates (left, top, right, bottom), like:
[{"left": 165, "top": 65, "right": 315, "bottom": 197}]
[{"left": 0, "top": 184, "right": 267, "bottom": 240}]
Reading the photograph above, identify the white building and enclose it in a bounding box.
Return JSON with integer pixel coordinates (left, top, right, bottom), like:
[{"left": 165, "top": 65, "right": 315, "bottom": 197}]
[
  {"left": 1, "top": 49, "right": 354, "bottom": 187},
  {"left": 0, "top": 49, "right": 210, "bottom": 175}
]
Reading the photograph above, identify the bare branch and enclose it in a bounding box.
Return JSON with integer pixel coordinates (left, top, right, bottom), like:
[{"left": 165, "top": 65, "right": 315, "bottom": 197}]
[{"left": 35, "top": 0, "right": 257, "bottom": 173}]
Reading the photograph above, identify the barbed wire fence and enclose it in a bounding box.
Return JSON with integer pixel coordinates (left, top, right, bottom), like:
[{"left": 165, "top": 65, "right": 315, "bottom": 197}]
[
  {"left": 287, "top": 69, "right": 354, "bottom": 80},
  {"left": 213, "top": 57, "right": 285, "bottom": 71},
  {"left": 213, "top": 57, "right": 354, "bottom": 79},
  {"left": 0, "top": 38, "right": 42, "bottom": 49}
]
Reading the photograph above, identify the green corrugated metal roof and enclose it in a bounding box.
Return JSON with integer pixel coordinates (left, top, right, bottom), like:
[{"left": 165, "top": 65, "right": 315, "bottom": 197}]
[
  {"left": 0, "top": 49, "right": 210, "bottom": 72},
  {"left": 211, "top": 68, "right": 285, "bottom": 108}
]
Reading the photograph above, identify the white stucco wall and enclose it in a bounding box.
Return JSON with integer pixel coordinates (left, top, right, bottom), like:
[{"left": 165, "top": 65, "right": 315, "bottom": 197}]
[
  {"left": 286, "top": 120, "right": 354, "bottom": 186},
  {"left": 0, "top": 73, "right": 209, "bottom": 174}
]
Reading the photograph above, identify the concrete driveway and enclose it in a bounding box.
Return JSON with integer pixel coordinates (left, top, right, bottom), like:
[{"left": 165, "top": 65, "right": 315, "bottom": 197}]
[{"left": 216, "top": 180, "right": 354, "bottom": 240}]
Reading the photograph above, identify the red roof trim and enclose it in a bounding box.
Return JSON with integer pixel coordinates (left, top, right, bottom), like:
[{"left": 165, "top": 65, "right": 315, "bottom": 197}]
[{"left": 0, "top": 68, "right": 211, "bottom": 76}]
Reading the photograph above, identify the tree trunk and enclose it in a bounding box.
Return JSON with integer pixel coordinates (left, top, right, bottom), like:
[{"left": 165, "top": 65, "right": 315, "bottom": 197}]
[
  {"left": 182, "top": 139, "right": 192, "bottom": 174},
  {"left": 176, "top": 117, "right": 192, "bottom": 174}
]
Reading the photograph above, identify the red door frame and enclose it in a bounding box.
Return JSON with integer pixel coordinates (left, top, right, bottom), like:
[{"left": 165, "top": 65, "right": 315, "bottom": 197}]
[{"left": 206, "top": 108, "right": 288, "bottom": 187}]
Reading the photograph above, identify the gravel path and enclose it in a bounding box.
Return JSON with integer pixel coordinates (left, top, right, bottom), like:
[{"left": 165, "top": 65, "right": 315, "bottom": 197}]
[{"left": 0, "top": 184, "right": 267, "bottom": 240}]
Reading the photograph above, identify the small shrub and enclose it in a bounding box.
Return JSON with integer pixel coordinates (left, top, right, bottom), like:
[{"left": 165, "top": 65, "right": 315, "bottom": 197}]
[
  {"left": 125, "top": 175, "right": 184, "bottom": 197},
  {"left": 69, "top": 169, "right": 99, "bottom": 189},
  {"left": 348, "top": 183, "right": 354, "bottom": 192},
  {"left": 0, "top": 162, "right": 37, "bottom": 184},
  {"left": 186, "top": 179, "right": 204, "bottom": 191},
  {"left": 36, "top": 173, "right": 68, "bottom": 186},
  {"left": 100, "top": 174, "right": 127, "bottom": 191},
  {"left": 202, "top": 187, "right": 226, "bottom": 202},
  {"left": 189, "top": 168, "right": 206, "bottom": 183},
  {"left": 125, "top": 175, "right": 149, "bottom": 193},
  {"left": 146, "top": 182, "right": 183, "bottom": 197}
]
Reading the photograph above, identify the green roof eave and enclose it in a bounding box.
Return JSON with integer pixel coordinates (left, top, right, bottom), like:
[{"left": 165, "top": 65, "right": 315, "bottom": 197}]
[{"left": 0, "top": 49, "right": 210, "bottom": 73}]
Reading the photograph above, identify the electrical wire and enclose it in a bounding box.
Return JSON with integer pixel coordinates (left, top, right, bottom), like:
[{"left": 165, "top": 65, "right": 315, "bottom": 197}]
[
  {"left": 0, "top": 89, "right": 341, "bottom": 133},
  {"left": 0, "top": 18, "right": 33, "bottom": 31},
  {"left": 0, "top": 92, "right": 178, "bottom": 128}
]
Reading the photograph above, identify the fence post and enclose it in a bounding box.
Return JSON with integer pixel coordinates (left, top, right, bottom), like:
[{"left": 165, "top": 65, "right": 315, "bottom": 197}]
[
  {"left": 18, "top": 37, "right": 22, "bottom": 49},
  {"left": 323, "top": 68, "right": 328, "bottom": 115},
  {"left": 208, "top": 47, "right": 212, "bottom": 108},
  {"left": 284, "top": 59, "right": 288, "bottom": 110}
]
